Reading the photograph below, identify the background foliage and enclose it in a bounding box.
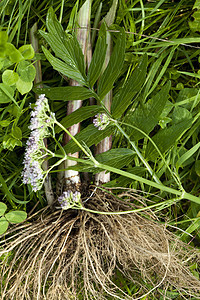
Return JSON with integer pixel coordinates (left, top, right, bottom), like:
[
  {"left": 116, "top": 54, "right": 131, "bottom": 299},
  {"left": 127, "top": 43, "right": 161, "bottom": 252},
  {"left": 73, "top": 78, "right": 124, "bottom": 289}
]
[{"left": 1, "top": 0, "right": 200, "bottom": 296}]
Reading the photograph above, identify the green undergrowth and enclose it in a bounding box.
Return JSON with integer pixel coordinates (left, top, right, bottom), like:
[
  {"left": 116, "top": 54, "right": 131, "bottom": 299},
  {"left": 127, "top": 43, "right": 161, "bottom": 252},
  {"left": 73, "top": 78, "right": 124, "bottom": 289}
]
[{"left": 1, "top": 0, "right": 200, "bottom": 298}]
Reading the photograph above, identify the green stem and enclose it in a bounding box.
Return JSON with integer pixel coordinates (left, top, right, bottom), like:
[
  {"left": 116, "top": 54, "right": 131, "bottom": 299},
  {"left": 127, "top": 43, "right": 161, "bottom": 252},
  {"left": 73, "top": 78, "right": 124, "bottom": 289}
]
[
  {"left": 52, "top": 153, "right": 200, "bottom": 205},
  {"left": 53, "top": 121, "right": 200, "bottom": 204},
  {"left": 59, "top": 0, "right": 65, "bottom": 22},
  {"left": 80, "top": 197, "right": 180, "bottom": 215},
  {"left": 114, "top": 122, "right": 162, "bottom": 185},
  {"left": 55, "top": 120, "right": 91, "bottom": 158},
  {"left": 118, "top": 120, "right": 181, "bottom": 188}
]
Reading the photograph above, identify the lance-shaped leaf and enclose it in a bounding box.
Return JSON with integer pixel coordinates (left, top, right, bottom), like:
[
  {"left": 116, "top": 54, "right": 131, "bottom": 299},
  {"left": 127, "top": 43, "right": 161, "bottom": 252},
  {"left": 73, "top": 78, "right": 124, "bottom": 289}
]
[
  {"left": 103, "top": 167, "right": 146, "bottom": 187},
  {"left": 40, "top": 7, "right": 86, "bottom": 78},
  {"left": 97, "top": 28, "right": 125, "bottom": 100},
  {"left": 87, "top": 23, "right": 107, "bottom": 87},
  {"left": 34, "top": 86, "right": 97, "bottom": 101},
  {"left": 176, "top": 142, "right": 200, "bottom": 169},
  {"left": 42, "top": 47, "right": 86, "bottom": 85},
  {"left": 66, "top": 148, "right": 135, "bottom": 173},
  {"left": 112, "top": 54, "right": 148, "bottom": 118},
  {"left": 125, "top": 81, "right": 171, "bottom": 141},
  {"left": 146, "top": 119, "right": 192, "bottom": 161},
  {"left": 56, "top": 106, "right": 104, "bottom": 133}
]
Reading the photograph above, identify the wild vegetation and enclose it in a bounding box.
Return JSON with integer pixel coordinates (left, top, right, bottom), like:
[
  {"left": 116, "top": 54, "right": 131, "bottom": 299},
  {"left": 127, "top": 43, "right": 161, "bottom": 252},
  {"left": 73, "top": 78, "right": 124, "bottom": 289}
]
[{"left": 1, "top": 0, "right": 200, "bottom": 299}]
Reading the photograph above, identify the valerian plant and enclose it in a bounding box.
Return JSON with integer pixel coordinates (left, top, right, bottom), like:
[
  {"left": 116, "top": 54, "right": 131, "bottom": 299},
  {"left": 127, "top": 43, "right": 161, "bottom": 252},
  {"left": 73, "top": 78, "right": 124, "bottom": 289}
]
[
  {"left": 32, "top": 8, "right": 200, "bottom": 205},
  {"left": 1, "top": 3, "right": 200, "bottom": 300}
]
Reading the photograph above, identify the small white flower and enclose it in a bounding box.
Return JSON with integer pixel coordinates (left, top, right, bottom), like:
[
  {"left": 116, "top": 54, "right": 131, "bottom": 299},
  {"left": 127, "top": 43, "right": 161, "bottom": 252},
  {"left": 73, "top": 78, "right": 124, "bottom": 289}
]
[
  {"left": 22, "top": 94, "right": 55, "bottom": 192},
  {"left": 58, "top": 190, "right": 81, "bottom": 210},
  {"left": 93, "top": 113, "right": 110, "bottom": 130}
]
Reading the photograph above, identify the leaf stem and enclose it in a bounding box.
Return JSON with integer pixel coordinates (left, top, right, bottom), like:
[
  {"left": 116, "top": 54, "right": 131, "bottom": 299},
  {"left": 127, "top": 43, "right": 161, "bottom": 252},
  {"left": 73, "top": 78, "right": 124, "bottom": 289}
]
[
  {"left": 81, "top": 197, "right": 180, "bottom": 215},
  {"left": 52, "top": 151, "right": 200, "bottom": 204},
  {"left": 54, "top": 120, "right": 91, "bottom": 158},
  {"left": 117, "top": 120, "right": 181, "bottom": 188},
  {"left": 114, "top": 122, "right": 162, "bottom": 185}
]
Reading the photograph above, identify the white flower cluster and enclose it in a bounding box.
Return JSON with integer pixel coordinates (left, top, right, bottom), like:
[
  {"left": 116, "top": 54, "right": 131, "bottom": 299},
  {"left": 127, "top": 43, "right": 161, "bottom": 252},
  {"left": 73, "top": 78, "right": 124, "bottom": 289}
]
[
  {"left": 58, "top": 190, "right": 81, "bottom": 210},
  {"left": 93, "top": 113, "right": 110, "bottom": 130},
  {"left": 22, "top": 94, "right": 55, "bottom": 192}
]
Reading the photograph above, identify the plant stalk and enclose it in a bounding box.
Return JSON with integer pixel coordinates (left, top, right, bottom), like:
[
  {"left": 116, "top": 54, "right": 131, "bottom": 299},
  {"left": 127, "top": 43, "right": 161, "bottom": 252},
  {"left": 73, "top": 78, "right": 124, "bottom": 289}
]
[
  {"left": 63, "top": 0, "right": 92, "bottom": 191},
  {"left": 95, "top": 0, "right": 118, "bottom": 184}
]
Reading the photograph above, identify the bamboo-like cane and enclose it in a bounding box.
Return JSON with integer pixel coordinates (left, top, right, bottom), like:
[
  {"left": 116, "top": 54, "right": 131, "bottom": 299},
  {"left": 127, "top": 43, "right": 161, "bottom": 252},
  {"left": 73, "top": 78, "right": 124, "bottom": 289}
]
[
  {"left": 63, "top": 0, "right": 92, "bottom": 191},
  {"left": 95, "top": 0, "right": 118, "bottom": 185},
  {"left": 30, "top": 22, "right": 54, "bottom": 206}
]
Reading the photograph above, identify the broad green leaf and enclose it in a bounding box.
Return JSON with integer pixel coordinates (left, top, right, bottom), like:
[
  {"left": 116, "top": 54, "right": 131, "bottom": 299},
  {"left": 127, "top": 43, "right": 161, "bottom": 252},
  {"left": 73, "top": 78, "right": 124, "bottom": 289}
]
[
  {"left": 18, "top": 44, "right": 35, "bottom": 59},
  {"left": 125, "top": 81, "right": 171, "bottom": 141},
  {"left": 0, "top": 31, "right": 8, "bottom": 45},
  {"left": 11, "top": 126, "right": 22, "bottom": 139},
  {"left": 159, "top": 100, "right": 173, "bottom": 119},
  {"left": 112, "top": 54, "right": 148, "bottom": 118},
  {"left": 0, "top": 44, "right": 6, "bottom": 57},
  {"left": 34, "top": 86, "right": 96, "bottom": 101},
  {"left": 68, "top": 148, "right": 135, "bottom": 173},
  {"left": 16, "top": 78, "right": 33, "bottom": 95},
  {"left": 87, "top": 23, "right": 107, "bottom": 87},
  {"left": 146, "top": 119, "right": 192, "bottom": 161},
  {"left": 96, "top": 148, "right": 135, "bottom": 171},
  {"left": 56, "top": 106, "right": 104, "bottom": 133},
  {"left": 97, "top": 28, "right": 125, "bottom": 99},
  {"left": 0, "top": 217, "right": 9, "bottom": 235},
  {"left": 103, "top": 167, "right": 146, "bottom": 187},
  {"left": 60, "top": 124, "right": 114, "bottom": 155},
  {"left": 5, "top": 210, "right": 27, "bottom": 223},
  {"left": 3, "top": 134, "right": 22, "bottom": 150},
  {"left": 0, "top": 119, "right": 11, "bottom": 127},
  {"left": 189, "top": 3, "right": 200, "bottom": 32},
  {"left": 172, "top": 107, "right": 192, "bottom": 124},
  {"left": 5, "top": 43, "right": 24, "bottom": 63},
  {"left": 194, "top": 0, "right": 200, "bottom": 9},
  {"left": 42, "top": 47, "right": 86, "bottom": 85},
  {"left": 175, "top": 88, "right": 198, "bottom": 110},
  {"left": 0, "top": 202, "right": 7, "bottom": 216},
  {"left": 0, "top": 83, "right": 15, "bottom": 103},
  {"left": 0, "top": 56, "right": 12, "bottom": 69},
  {"left": 17, "top": 61, "right": 36, "bottom": 82},
  {"left": 40, "top": 8, "right": 85, "bottom": 78},
  {"left": 177, "top": 142, "right": 200, "bottom": 169},
  {"left": 2, "top": 70, "right": 19, "bottom": 86}
]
